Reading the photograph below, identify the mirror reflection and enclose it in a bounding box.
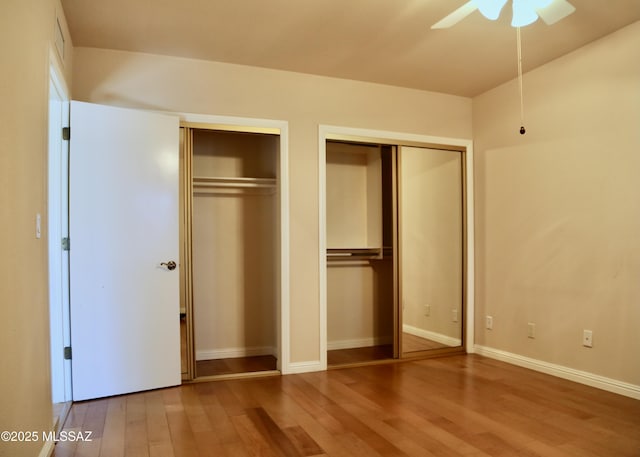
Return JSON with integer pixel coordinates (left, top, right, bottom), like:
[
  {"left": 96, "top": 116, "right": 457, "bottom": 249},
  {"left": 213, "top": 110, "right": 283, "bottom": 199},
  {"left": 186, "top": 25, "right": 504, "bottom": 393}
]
[
  {"left": 325, "top": 139, "right": 465, "bottom": 366},
  {"left": 399, "top": 146, "right": 463, "bottom": 355}
]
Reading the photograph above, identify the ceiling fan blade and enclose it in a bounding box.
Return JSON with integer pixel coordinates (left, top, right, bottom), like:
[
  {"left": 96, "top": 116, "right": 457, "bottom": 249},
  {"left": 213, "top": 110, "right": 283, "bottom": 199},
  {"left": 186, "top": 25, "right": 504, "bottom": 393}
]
[
  {"left": 535, "top": 0, "right": 576, "bottom": 25},
  {"left": 431, "top": 1, "right": 478, "bottom": 29}
]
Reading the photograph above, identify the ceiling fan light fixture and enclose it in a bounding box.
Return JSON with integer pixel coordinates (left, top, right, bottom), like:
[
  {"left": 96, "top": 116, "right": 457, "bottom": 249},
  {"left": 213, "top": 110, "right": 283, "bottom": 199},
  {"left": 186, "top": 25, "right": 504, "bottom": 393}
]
[
  {"left": 512, "top": 0, "right": 539, "bottom": 27},
  {"left": 474, "top": 0, "right": 508, "bottom": 20},
  {"left": 430, "top": 0, "right": 575, "bottom": 30}
]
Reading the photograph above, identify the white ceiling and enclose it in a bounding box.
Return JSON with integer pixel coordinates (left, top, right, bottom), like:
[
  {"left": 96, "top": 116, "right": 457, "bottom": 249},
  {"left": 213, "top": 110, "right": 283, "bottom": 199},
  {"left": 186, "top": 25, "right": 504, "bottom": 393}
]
[{"left": 61, "top": 0, "right": 640, "bottom": 97}]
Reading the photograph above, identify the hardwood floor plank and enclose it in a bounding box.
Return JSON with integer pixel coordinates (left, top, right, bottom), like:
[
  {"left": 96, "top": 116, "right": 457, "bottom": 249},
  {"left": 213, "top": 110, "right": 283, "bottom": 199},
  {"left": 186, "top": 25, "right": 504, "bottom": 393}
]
[
  {"left": 221, "top": 441, "right": 252, "bottom": 457},
  {"left": 100, "top": 396, "right": 126, "bottom": 457},
  {"left": 340, "top": 402, "right": 440, "bottom": 457},
  {"left": 230, "top": 412, "right": 282, "bottom": 457},
  {"left": 331, "top": 431, "right": 386, "bottom": 457},
  {"left": 59, "top": 398, "right": 106, "bottom": 457},
  {"left": 180, "top": 385, "right": 212, "bottom": 434},
  {"left": 321, "top": 402, "right": 406, "bottom": 456},
  {"left": 249, "top": 377, "right": 300, "bottom": 430},
  {"left": 282, "top": 425, "right": 325, "bottom": 457},
  {"left": 73, "top": 437, "right": 103, "bottom": 457},
  {"left": 81, "top": 398, "right": 109, "bottom": 440},
  {"left": 165, "top": 405, "right": 200, "bottom": 457},
  {"left": 196, "top": 385, "right": 241, "bottom": 446},
  {"left": 215, "top": 381, "right": 253, "bottom": 417},
  {"left": 274, "top": 378, "right": 355, "bottom": 456},
  {"left": 64, "top": 401, "right": 89, "bottom": 429},
  {"left": 125, "top": 393, "right": 149, "bottom": 457},
  {"left": 54, "top": 355, "right": 640, "bottom": 457},
  {"left": 279, "top": 376, "right": 346, "bottom": 435},
  {"left": 145, "top": 390, "right": 172, "bottom": 450},
  {"left": 148, "top": 442, "right": 175, "bottom": 457},
  {"left": 51, "top": 402, "right": 89, "bottom": 457},
  {"left": 246, "top": 407, "right": 301, "bottom": 457},
  {"left": 191, "top": 430, "right": 228, "bottom": 457},
  {"left": 384, "top": 416, "right": 486, "bottom": 457}
]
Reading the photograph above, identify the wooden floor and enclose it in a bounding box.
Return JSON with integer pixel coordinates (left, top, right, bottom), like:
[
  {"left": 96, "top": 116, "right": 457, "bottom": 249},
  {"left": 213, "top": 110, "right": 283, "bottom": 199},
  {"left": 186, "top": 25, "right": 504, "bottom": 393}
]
[
  {"left": 402, "top": 333, "right": 451, "bottom": 352},
  {"left": 52, "top": 355, "right": 640, "bottom": 457},
  {"left": 196, "top": 355, "right": 278, "bottom": 377},
  {"left": 327, "top": 344, "right": 393, "bottom": 365},
  {"left": 327, "top": 334, "right": 454, "bottom": 365}
]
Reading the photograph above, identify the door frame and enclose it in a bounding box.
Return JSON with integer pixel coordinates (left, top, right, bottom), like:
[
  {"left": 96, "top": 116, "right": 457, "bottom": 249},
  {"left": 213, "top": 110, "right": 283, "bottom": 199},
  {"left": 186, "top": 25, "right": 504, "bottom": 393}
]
[
  {"left": 48, "top": 50, "right": 71, "bottom": 420},
  {"left": 178, "top": 112, "right": 291, "bottom": 376},
  {"left": 318, "top": 125, "right": 474, "bottom": 370}
]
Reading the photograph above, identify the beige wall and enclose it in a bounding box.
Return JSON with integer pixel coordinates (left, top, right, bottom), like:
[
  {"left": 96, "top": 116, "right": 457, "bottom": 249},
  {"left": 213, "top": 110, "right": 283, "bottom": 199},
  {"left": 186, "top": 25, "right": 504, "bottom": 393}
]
[
  {"left": 327, "top": 262, "right": 394, "bottom": 347},
  {"left": 72, "top": 48, "right": 472, "bottom": 363},
  {"left": 473, "top": 21, "right": 640, "bottom": 384},
  {"left": 0, "top": 1, "right": 73, "bottom": 456}
]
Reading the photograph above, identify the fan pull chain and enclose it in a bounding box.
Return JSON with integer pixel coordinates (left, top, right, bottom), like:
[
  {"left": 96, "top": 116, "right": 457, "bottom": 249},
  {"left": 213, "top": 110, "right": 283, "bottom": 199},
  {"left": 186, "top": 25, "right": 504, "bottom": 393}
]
[{"left": 517, "top": 27, "right": 526, "bottom": 135}]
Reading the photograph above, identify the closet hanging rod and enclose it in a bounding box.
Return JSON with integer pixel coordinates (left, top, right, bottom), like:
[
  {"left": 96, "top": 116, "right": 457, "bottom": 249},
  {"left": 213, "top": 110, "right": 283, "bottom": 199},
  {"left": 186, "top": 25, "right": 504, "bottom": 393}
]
[
  {"left": 193, "top": 176, "right": 276, "bottom": 189},
  {"left": 326, "top": 248, "right": 383, "bottom": 260}
]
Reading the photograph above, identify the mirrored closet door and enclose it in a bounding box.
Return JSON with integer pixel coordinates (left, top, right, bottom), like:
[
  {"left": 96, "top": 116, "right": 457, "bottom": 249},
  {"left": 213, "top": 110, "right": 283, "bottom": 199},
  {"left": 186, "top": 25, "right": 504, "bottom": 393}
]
[
  {"left": 325, "top": 138, "right": 466, "bottom": 366},
  {"left": 398, "top": 146, "right": 464, "bottom": 357}
]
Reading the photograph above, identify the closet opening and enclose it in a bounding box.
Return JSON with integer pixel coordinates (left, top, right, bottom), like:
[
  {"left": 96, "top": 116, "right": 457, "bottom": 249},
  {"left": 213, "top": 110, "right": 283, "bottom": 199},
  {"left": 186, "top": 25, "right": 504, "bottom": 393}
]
[
  {"left": 323, "top": 133, "right": 469, "bottom": 368},
  {"left": 180, "top": 123, "right": 283, "bottom": 380},
  {"left": 325, "top": 141, "right": 397, "bottom": 366}
]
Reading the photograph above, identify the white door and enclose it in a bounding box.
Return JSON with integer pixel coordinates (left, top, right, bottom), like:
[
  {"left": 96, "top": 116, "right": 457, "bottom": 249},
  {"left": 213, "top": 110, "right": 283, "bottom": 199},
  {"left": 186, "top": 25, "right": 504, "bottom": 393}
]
[{"left": 69, "top": 101, "right": 181, "bottom": 401}]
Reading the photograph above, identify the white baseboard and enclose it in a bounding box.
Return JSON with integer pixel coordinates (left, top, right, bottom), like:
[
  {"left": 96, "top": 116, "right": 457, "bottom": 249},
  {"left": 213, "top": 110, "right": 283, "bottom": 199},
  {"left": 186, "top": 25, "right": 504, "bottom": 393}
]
[
  {"left": 403, "top": 324, "right": 462, "bottom": 347},
  {"left": 40, "top": 439, "right": 55, "bottom": 457},
  {"left": 327, "top": 336, "right": 393, "bottom": 351},
  {"left": 196, "top": 345, "right": 275, "bottom": 361},
  {"left": 474, "top": 345, "right": 640, "bottom": 400},
  {"left": 285, "top": 360, "right": 323, "bottom": 374}
]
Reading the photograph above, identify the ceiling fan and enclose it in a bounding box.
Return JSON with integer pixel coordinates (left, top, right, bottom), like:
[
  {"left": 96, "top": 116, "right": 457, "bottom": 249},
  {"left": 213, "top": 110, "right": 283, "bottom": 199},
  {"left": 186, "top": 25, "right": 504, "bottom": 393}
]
[{"left": 431, "top": 0, "right": 576, "bottom": 29}]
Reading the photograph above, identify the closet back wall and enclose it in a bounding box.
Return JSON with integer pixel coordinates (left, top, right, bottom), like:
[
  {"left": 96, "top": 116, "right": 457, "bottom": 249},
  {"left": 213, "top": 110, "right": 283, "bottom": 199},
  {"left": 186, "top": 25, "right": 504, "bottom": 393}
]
[
  {"left": 192, "top": 130, "right": 278, "bottom": 360},
  {"left": 72, "top": 47, "right": 472, "bottom": 366}
]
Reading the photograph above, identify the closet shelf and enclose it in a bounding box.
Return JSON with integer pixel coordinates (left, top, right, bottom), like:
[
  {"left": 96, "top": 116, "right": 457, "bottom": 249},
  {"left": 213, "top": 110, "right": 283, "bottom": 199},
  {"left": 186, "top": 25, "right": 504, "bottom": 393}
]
[{"left": 193, "top": 176, "right": 277, "bottom": 194}]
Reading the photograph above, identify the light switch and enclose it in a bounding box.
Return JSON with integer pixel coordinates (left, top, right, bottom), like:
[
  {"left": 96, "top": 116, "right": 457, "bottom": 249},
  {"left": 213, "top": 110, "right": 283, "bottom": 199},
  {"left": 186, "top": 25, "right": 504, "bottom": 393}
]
[{"left": 36, "top": 213, "right": 41, "bottom": 239}]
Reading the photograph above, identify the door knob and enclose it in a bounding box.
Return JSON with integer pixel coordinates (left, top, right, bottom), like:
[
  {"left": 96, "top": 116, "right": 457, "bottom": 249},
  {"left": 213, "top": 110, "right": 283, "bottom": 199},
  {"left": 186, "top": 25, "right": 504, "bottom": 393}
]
[{"left": 161, "top": 261, "right": 177, "bottom": 271}]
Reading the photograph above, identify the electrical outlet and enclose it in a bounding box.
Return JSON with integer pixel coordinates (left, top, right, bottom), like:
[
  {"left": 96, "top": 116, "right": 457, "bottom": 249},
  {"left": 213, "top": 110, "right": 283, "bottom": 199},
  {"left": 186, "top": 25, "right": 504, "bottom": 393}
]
[
  {"left": 486, "top": 315, "right": 493, "bottom": 330},
  {"left": 527, "top": 322, "right": 536, "bottom": 339},
  {"left": 452, "top": 309, "right": 458, "bottom": 322},
  {"left": 424, "top": 305, "right": 430, "bottom": 317},
  {"left": 583, "top": 330, "right": 593, "bottom": 348}
]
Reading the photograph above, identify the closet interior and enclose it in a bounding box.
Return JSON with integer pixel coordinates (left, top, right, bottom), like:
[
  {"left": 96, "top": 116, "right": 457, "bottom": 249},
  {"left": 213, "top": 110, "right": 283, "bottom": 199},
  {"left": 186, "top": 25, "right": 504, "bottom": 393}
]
[
  {"left": 325, "top": 138, "right": 466, "bottom": 366},
  {"left": 325, "top": 141, "right": 397, "bottom": 365},
  {"left": 180, "top": 124, "right": 281, "bottom": 380}
]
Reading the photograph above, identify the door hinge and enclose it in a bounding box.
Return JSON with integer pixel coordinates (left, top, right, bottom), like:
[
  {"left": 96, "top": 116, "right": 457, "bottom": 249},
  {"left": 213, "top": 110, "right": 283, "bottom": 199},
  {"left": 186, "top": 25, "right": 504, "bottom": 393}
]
[
  {"left": 63, "top": 346, "right": 72, "bottom": 360},
  {"left": 62, "top": 127, "right": 70, "bottom": 140},
  {"left": 62, "top": 237, "right": 70, "bottom": 251}
]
